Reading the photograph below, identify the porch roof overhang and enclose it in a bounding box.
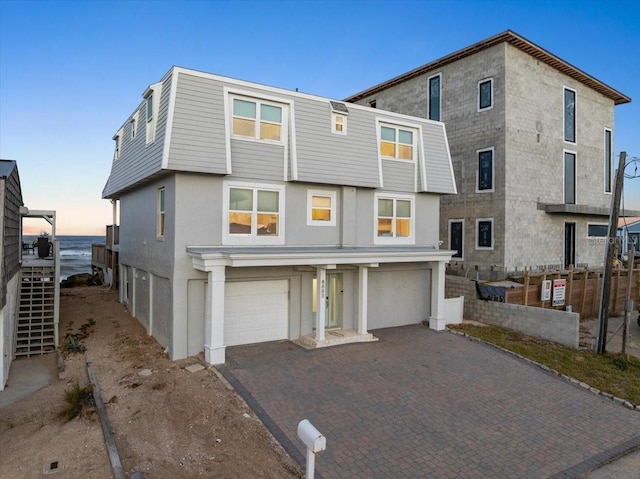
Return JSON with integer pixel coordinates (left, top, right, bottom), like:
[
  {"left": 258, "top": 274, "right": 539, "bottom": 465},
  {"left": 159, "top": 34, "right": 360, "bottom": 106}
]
[
  {"left": 538, "top": 203, "right": 640, "bottom": 217},
  {"left": 186, "top": 246, "right": 455, "bottom": 271}
]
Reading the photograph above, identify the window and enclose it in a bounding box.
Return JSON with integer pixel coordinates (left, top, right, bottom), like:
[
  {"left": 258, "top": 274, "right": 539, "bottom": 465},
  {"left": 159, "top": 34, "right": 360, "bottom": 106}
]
[
  {"left": 375, "top": 194, "right": 414, "bottom": 244},
  {"left": 428, "top": 74, "right": 441, "bottom": 121},
  {"left": 380, "top": 125, "right": 415, "bottom": 161},
  {"left": 307, "top": 190, "right": 336, "bottom": 226},
  {"left": 130, "top": 113, "right": 138, "bottom": 140},
  {"left": 157, "top": 187, "right": 165, "bottom": 238},
  {"left": 225, "top": 183, "right": 284, "bottom": 244},
  {"left": 604, "top": 129, "right": 612, "bottom": 193},
  {"left": 478, "top": 78, "right": 493, "bottom": 111},
  {"left": 449, "top": 219, "right": 464, "bottom": 259},
  {"left": 143, "top": 82, "right": 162, "bottom": 144},
  {"left": 369, "top": 99, "right": 377, "bottom": 108},
  {"left": 564, "top": 151, "right": 576, "bottom": 204},
  {"left": 232, "top": 97, "right": 282, "bottom": 141},
  {"left": 330, "top": 101, "right": 348, "bottom": 134},
  {"left": 588, "top": 224, "right": 608, "bottom": 238},
  {"left": 477, "top": 148, "right": 494, "bottom": 192},
  {"left": 476, "top": 218, "right": 493, "bottom": 250},
  {"left": 113, "top": 132, "right": 121, "bottom": 161},
  {"left": 564, "top": 87, "right": 576, "bottom": 143}
]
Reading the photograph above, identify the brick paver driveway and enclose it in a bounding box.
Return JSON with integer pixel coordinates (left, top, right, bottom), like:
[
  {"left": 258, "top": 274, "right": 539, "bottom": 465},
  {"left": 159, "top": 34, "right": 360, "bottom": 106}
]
[{"left": 219, "top": 325, "right": 640, "bottom": 479}]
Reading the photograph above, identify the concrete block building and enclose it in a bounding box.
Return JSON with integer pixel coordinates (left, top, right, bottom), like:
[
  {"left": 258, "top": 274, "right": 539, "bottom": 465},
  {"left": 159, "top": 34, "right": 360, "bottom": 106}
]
[{"left": 346, "top": 30, "right": 634, "bottom": 278}]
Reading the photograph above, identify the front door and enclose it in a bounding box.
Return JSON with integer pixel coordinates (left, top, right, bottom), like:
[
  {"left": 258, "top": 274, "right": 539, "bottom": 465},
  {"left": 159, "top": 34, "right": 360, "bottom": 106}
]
[
  {"left": 564, "top": 223, "right": 576, "bottom": 268},
  {"left": 312, "top": 273, "right": 343, "bottom": 329}
]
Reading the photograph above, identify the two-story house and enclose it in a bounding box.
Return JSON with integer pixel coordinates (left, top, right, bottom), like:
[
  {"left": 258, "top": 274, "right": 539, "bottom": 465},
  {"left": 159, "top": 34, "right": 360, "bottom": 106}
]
[
  {"left": 102, "top": 67, "right": 457, "bottom": 364},
  {"left": 345, "top": 30, "right": 634, "bottom": 279}
]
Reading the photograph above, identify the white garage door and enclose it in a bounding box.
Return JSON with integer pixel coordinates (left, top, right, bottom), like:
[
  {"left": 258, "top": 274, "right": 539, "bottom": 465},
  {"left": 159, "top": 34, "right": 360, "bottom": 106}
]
[{"left": 225, "top": 280, "right": 289, "bottom": 346}]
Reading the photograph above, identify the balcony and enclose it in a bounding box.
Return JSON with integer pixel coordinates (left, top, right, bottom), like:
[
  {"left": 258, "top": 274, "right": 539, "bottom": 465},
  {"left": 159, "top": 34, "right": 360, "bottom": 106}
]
[{"left": 92, "top": 224, "right": 119, "bottom": 288}]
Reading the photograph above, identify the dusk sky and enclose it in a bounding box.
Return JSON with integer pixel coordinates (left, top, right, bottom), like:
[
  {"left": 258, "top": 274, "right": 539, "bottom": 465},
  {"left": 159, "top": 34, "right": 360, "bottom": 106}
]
[{"left": 1, "top": 0, "right": 638, "bottom": 235}]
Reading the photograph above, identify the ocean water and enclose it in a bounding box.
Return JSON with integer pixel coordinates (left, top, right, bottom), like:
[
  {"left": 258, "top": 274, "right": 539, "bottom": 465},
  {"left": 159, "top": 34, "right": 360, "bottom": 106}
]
[{"left": 24, "top": 235, "right": 105, "bottom": 280}]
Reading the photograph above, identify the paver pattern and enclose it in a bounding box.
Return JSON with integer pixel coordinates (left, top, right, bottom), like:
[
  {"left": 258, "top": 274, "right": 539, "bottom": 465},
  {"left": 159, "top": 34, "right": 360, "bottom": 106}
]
[{"left": 220, "top": 325, "right": 640, "bottom": 479}]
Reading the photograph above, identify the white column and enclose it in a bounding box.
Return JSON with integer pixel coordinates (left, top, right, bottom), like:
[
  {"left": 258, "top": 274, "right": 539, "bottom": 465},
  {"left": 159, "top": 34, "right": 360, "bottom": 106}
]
[
  {"left": 316, "top": 267, "right": 326, "bottom": 341},
  {"left": 204, "top": 265, "right": 226, "bottom": 364},
  {"left": 429, "top": 261, "right": 447, "bottom": 331},
  {"left": 357, "top": 266, "right": 368, "bottom": 335}
]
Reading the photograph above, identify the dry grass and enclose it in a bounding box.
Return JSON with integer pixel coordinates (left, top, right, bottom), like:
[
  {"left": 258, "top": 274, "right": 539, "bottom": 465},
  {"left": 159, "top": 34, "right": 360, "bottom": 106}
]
[{"left": 449, "top": 324, "right": 640, "bottom": 404}]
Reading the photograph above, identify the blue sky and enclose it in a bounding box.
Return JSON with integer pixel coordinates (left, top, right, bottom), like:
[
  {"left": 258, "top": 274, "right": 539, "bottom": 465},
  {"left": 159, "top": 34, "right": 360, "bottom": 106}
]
[{"left": 1, "top": 0, "right": 639, "bottom": 235}]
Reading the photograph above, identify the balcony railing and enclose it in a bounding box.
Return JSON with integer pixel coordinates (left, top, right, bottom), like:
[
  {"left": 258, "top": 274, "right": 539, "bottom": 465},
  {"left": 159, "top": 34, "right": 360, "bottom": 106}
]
[{"left": 106, "top": 224, "right": 119, "bottom": 247}]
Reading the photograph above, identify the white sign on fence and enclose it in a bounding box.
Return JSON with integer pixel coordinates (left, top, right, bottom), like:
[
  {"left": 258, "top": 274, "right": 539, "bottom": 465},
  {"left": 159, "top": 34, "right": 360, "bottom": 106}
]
[{"left": 552, "top": 279, "right": 566, "bottom": 306}]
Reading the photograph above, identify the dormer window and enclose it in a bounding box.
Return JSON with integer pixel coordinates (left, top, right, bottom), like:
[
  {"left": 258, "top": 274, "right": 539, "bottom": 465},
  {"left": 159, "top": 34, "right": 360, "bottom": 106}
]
[
  {"left": 113, "top": 127, "right": 123, "bottom": 161},
  {"left": 330, "top": 101, "right": 348, "bottom": 135},
  {"left": 143, "top": 82, "right": 162, "bottom": 144},
  {"left": 130, "top": 113, "right": 138, "bottom": 140},
  {"left": 232, "top": 97, "right": 283, "bottom": 141},
  {"left": 379, "top": 124, "right": 415, "bottom": 161}
]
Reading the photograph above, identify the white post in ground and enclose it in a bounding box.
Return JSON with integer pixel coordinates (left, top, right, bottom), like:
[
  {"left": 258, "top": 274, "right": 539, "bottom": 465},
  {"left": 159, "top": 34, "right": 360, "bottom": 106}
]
[
  {"left": 297, "top": 419, "right": 326, "bottom": 479},
  {"left": 204, "top": 265, "right": 226, "bottom": 364},
  {"left": 429, "top": 261, "right": 447, "bottom": 330},
  {"left": 316, "top": 267, "right": 327, "bottom": 341}
]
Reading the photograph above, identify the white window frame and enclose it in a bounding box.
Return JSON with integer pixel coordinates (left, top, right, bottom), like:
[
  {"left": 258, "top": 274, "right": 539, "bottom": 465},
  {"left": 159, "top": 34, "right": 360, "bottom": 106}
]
[
  {"left": 476, "top": 218, "right": 494, "bottom": 250},
  {"left": 477, "top": 78, "right": 493, "bottom": 112},
  {"left": 476, "top": 147, "right": 495, "bottom": 193},
  {"left": 448, "top": 219, "right": 464, "bottom": 259},
  {"left": 131, "top": 112, "right": 139, "bottom": 140},
  {"left": 587, "top": 223, "right": 608, "bottom": 238},
  {"left": 307, "top": 189, "right": 336, "bottom": 226},
  {"left": 604, "top": 128, "right": 612, "bottom": 194},
  {"left": 563, "top": 149, "right": 577, "bottom": 205},
  {"left": 223, "top": 181, "right": 285, "bottom": 246},
  {"left": 374, "top": 192, "right": 415, "bottom": 245},
  {"left": 563, "top": 86, "right": 577, "bottom": 144},
  {"left": 144, "top": 82, "right": 162, "bottom": 145},
  {"left": 230, "top": 94, "right": 286, "bottom": 144},
  {"left": 331, "top": 112, "right": 347, "bottom": 135},
  {"left": 427, "top": 73, "right": 441, "bottom": 121},
  {"left": 113, "top": 128, "right": 123, "bottom": 161},
  {"left": 157, "top": 187, "right": 166, "bottom": 239},
  {"left": 377, "top": 121, "right": 418, "bottom": 163}
]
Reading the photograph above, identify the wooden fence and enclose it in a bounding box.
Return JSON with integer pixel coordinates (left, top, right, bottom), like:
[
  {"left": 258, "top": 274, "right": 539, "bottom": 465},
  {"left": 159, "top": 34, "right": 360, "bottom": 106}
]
[{"left": 505, "top": 267, "right": 640, "bottom": 319}]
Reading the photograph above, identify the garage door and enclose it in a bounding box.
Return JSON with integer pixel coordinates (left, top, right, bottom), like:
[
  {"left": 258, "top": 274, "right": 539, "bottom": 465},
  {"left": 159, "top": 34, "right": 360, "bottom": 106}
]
[{"left": 225, "top": 280, "right": 289, "bottom": 346}]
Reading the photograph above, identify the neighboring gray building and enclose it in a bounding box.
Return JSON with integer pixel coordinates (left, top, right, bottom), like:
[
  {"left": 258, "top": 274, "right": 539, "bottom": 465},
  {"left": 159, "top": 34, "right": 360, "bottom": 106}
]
[
  {"left": 346, "top": 30, "right": 634, "bottom": 278},
  {"left": 102, "top": 66, "right": 457, "bottom": 364},
  {"left": 0, "top": 160, "right": 23, "bottom": 390}
]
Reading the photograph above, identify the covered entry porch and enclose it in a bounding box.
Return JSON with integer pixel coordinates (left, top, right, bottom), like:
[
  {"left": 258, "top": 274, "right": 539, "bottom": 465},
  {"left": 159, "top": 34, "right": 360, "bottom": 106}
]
[{"left": 187, "top": 246, "right": 454, "bottom": 365}]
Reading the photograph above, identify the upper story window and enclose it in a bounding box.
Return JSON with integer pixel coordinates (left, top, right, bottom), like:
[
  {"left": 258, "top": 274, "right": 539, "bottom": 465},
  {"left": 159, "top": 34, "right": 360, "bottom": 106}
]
[
  {"left": 232, "top": 97, "right": 282, "bottom": 142},
  {"left": 478, "top": 78, "right": 493, "bottom": 111},
  {"left": 369, "top": 99, "right": 377, "bottom": 108},
  {"left": 157, "top": 187, "right": 165, "bottom": 238},
  {"left": 130, "top": 112, "right": 138, "bottom": 140},
  {"left": 374, "top": 193, "right": 414, "bottom": 244},
  {"left": 564, "top": 87, "right": 576, "bottom": 143},
  {"left": 330, "top": 101, "right": 348, "bottom": 135},
  {"left": 476, "top": 218, "right": 494, "bottom": 250},
  {"left": 564, "top": 151, "right": 576, "bottom": 204},
  {"left": 604, "top": 129, "right": 612, "bottom": 193},
  {"left": 224, "top": 182, "right": 285, "bottom": 245},
  {"left": 380, "top": 125, "right": 415, "bottom": 161},
  {"left": 143, "top": 82, "right": 162, "bottom": 145},
  {"left": 307, "top": 190, "right": 336, "bottom": 226},
  {"left": 477, "top": 147, "right": 494, "bottom": 192},
  {"left": 113, "top": 130, "right": 122, "bottom": 161},
  {"left": 428, "top": 74, "right": 441, "bottom": 121},
  {"left": 449, "top": 219, "right": 464, "bottom": 259}
]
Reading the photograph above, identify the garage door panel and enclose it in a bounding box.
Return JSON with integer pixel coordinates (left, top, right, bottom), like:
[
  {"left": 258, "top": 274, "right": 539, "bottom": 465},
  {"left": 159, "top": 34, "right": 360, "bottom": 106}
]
[{"left": 225, "top": 280, "right": 289, "bottom": 346}]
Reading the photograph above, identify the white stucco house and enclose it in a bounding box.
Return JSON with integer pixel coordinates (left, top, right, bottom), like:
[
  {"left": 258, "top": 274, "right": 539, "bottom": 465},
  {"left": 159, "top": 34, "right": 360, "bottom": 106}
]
[{"left": 102, "top": 66, "right": 457, "bottom": 364}]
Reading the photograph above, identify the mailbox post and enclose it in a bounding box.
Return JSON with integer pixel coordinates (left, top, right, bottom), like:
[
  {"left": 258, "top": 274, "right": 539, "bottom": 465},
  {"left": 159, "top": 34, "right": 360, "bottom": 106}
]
[{"left": 297, "top": 419, "right": 326, "bottom": 479}]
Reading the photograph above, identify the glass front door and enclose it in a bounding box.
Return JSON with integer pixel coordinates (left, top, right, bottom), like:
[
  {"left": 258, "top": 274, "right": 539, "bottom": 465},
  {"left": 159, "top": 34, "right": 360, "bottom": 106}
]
[{"left": 312, "top": 273, "right": 343, "bottom": 329}]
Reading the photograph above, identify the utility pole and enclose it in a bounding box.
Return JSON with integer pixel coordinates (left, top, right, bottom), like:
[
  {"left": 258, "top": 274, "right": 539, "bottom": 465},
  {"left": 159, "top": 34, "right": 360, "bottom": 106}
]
[{"left": 597, "top": 151, "right": 627, "bottom": 354}]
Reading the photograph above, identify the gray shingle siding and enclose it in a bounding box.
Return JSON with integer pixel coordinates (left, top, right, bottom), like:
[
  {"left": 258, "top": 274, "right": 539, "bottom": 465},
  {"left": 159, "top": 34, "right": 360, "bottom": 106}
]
[{"left": 1, "top": 161, "right": 23, "bottom": 309}]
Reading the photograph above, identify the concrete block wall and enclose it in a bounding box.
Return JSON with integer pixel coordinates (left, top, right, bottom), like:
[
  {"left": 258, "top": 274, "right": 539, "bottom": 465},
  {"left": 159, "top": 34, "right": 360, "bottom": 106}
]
[{"left": 445, "top": 275, "right": 580, "bottom": 348}]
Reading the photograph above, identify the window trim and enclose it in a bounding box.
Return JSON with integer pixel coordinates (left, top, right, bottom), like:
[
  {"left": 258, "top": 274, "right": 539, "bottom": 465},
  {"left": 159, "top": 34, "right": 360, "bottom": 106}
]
[
  {"left": 478, "top": 78, "right": 493, "bottom": 112},
  {"left": 143, "top": 82, "right": 162, "bottom": 145},
  {"left": 563, "top": 149, "right": 577, "bottom": 205},
  {"left": 307, "top": 189, "right": 337, "bottom": 226},
  {"left": 130, "top": 112, "right": 138, "bottom": 140},
  {"left": 223, "top": 181, "right": 285, "bottom": 245},
  {"left": 377, "top": 121, "right": 418, "bottom": 163},
  {"left": 476, "top": 218, "right": 494, "bottom": 250},
  {"left": 373, "top": 192, "right": 415, "bottom": 245},
  {"left": 563, "top": 86, "right": 577, "bottom": 144},
  {"left": 427, "top": 73, "right": 441, "bottom": 121},
  {"left": 157, "top": 187, "right": 166, "bottom": 239},
  {"left": 112, "top": 128, "right": 123, "bottom": 161},
  {"left": 230, "top": 94, "right": 286, "bottom": 144},
  {"left": 331, "top": 112, "right": 347, "bottom": 135},
  {"left": 587, "top": 223, "right": 608, "bottom": 238},
  {"left": 476, "top": 147, "right": 495, "bottom": 193},
  {"left": 604, "top": 128, "right": 612, "bottom": 194},
  {"left": 448, "top": 219, "right": 464, "bottom": 259}
]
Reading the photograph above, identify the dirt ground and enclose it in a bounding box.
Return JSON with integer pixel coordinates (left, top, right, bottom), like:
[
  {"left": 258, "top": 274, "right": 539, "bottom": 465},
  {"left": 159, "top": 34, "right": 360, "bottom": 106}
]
[{"left": 0, "top": 286, "right": 303, "bottom": 479}]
